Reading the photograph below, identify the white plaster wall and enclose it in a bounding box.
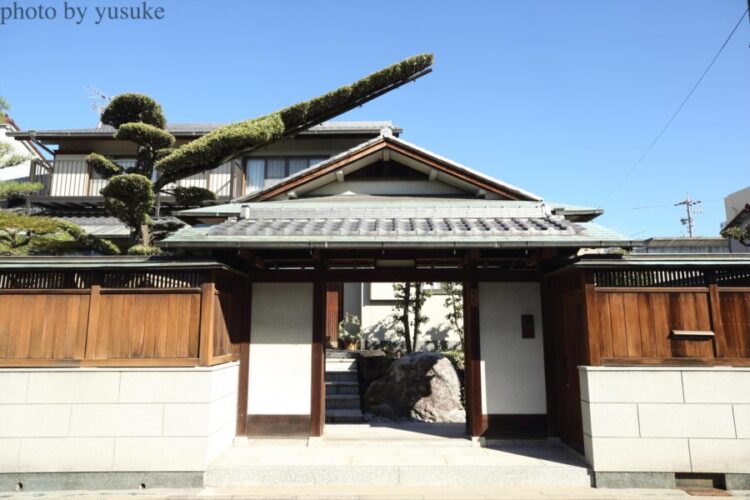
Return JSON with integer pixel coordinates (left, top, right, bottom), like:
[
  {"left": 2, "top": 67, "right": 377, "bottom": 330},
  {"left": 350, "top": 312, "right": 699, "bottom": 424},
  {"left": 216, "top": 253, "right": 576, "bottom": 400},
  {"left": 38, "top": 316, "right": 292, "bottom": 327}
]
[
  {"left": 248, "top": 283, "right": 312, "bottom": 415},
  {"left": 478, "top": 282, "right": 546, "bottom": 415},
  {"left": 353, "top": 283, "right": 463, "bottom": 350},
  {"left": 580, "top": 366, "right": 750, "bottom": 473},
  {"left": 0, "top": 363, "right": 238, "bottom": 472}
]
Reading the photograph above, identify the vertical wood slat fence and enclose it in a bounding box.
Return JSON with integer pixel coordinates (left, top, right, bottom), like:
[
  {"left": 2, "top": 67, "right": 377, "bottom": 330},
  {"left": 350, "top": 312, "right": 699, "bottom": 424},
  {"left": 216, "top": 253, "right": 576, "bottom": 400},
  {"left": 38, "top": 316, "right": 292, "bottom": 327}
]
[
  {"left": 0, "top": 269, "right": 244, "bottom": 367},
  {"left": 588, "top": 268, "right": 750, "bottom": 365},
  {"left": 543, "top": 265, "right": 750, "bottom": 450}
]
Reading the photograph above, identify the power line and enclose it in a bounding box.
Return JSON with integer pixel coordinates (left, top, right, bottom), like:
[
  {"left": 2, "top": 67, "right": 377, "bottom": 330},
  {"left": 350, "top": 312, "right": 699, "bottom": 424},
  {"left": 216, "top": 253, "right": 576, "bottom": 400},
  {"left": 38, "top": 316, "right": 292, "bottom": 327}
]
[{"left": 597, "top": 8, "right": 749, "bottom": 209}]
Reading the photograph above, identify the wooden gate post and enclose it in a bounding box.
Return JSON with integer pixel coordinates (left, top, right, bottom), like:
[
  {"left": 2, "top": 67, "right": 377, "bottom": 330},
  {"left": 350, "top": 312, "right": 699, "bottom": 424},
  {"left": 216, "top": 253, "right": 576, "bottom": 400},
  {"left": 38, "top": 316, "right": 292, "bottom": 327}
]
[
  {"left": 463, "top": 254, "right": 486, "bottom": 437},
  {"left": 235, "top": 280, "right": 252, "bottom": 436},
  {"left": 310, "top": 256, "right": 326, "bottom": 437}
]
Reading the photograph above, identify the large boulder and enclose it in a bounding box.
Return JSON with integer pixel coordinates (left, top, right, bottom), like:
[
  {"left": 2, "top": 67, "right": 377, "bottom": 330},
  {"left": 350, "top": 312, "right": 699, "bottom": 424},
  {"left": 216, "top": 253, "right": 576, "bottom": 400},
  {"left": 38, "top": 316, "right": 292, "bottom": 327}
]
[{"left": 363, "top": 352, "right": 465, "bottom": 423}]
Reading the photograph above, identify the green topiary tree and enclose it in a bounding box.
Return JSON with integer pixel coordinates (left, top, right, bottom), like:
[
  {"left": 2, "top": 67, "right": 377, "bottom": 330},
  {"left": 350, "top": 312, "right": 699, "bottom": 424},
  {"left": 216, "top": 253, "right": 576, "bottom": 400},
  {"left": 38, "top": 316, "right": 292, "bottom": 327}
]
[
  {"left": 99, "top": 174, "right": 155, "bottom": 247},
  {"left": 89, "top": 54, "right": 433, "bottom": 254}
]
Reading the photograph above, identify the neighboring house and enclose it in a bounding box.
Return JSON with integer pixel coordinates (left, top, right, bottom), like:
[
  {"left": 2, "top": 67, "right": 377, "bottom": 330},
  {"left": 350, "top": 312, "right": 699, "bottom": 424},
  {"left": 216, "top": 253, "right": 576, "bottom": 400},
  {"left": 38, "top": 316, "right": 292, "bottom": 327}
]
[
  {"left": 0, "top": 123, "right": 749, "bottom": 492},
  {"left": 0, "top": 117, "right": 46, "bottom": 183},
  {"left": 723, "top": 186, "right": 750, "bottom": 253}
]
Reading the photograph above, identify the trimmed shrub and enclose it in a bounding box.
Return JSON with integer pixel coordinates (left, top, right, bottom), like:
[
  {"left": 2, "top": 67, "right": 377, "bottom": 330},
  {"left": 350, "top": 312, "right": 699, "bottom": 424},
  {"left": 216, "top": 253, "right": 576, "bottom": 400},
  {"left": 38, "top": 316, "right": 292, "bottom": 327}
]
[
  {"left": 100, "top": 93, "right": 167, "bottom": 129},
  {"left": 99, "top": 174, "right": 155, "bottom": 231},
  {"left": 0, "top": 181, "right": 43, "bottom": 199},
  {"left": 115, "top": 122, "right": 175, "bottom": 150},
  {"left": 86, "top": 153, "right": 123, "bottom": 178},
  {"left": 127, "top": 244, "right": 163, "bottom": 256},
  {"left": 172, "top": 186, "right": 217, "bottom": 207}
]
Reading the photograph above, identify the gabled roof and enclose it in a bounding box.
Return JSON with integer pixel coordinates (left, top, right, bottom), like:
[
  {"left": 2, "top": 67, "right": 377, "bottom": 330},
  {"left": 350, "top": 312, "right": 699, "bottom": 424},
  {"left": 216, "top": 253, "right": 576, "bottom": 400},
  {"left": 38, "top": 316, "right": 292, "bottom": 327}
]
[{"left": 233, "top": 134, "right": 542, "bottom": 203}]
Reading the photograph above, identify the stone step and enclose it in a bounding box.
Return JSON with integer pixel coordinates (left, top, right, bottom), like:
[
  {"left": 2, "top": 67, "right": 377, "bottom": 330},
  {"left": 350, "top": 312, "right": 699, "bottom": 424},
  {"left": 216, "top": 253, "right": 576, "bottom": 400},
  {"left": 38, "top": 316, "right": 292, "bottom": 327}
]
[
  {"left": 325, "top": 349, "right": 359, "bottom": 359},
  {"left": 324, "top": 358, "right": 357, "bottom": 372},
  {"left": 325, "top": 408, "right": 364, "bottom": 423},
  {"left": 325, "top": 371, "right": 358, "bottom": 383},
  {"left": 325, "top": 394, "right": 361, "bottom": 410},
  {"left": 205, "top": 463, "right": 592, "bottom": 488},
  {"left": 325, "top": 381, "right": 359, "bottom": 395}
]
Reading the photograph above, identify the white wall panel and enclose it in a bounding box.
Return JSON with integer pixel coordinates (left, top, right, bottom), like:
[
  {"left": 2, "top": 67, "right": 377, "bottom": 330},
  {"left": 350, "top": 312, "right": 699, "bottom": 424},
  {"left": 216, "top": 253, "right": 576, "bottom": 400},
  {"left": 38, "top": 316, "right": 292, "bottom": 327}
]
[{"left": 248, "top": 283, "right": 312, "bottom": 415}]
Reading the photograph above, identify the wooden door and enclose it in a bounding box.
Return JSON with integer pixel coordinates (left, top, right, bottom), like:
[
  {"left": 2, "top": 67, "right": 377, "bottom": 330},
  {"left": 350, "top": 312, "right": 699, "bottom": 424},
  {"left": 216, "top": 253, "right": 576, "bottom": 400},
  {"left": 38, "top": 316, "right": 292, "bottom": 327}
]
[
  {"left": 559, "top": 292, "right": 587, "bottom": 449},
  {"left": 325, "top": 283, "right": 344, "bottom": 346}
]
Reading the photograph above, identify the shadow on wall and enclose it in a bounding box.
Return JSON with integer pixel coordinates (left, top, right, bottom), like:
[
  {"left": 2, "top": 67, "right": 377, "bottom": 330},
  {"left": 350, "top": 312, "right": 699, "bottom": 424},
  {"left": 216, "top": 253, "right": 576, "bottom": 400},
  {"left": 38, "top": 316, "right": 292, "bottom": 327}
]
[{"left": 364, "top": 316, "right": 459, "bottom": 352}]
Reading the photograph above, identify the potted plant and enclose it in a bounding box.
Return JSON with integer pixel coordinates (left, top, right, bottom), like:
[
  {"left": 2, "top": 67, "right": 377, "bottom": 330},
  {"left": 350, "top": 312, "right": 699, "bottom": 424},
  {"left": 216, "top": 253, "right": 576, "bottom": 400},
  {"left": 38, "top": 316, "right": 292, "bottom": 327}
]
[{"left": 338, "top": 313, "right": 362, "bottom": 351}]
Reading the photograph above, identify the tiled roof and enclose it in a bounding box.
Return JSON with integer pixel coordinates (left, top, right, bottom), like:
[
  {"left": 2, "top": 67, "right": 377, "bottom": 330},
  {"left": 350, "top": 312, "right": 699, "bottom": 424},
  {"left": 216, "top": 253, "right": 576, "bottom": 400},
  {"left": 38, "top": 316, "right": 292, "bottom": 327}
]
[{"left": 161, "top": 200, "right": 635, "bottom": 249}]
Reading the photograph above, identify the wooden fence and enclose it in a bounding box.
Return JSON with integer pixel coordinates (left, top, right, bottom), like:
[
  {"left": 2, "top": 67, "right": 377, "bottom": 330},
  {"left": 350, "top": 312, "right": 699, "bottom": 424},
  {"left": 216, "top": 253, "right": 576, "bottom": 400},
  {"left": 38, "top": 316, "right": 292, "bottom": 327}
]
[
  {"left": 0, "top": 268, "right": 244, "bottom": 367},
  {"left": 542, "top": 264, "right": 750, "bottom": 449},
  {"left": 589, "top": 269, "right": 749, "bottom": 365}
]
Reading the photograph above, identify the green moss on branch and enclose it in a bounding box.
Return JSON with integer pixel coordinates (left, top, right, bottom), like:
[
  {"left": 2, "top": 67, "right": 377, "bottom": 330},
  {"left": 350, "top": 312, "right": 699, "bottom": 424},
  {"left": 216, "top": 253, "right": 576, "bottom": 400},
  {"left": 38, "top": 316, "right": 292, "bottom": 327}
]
[{"left": 154, "top": 53, "right": 433, "bottom": 189}]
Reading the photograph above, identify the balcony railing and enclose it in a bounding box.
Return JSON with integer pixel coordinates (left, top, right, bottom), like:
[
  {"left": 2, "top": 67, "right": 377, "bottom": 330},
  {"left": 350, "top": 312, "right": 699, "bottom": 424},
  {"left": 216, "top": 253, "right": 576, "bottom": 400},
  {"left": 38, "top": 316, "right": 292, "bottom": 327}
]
[{"left": 27, "top": 158, "right": 245, "bottom": 204}]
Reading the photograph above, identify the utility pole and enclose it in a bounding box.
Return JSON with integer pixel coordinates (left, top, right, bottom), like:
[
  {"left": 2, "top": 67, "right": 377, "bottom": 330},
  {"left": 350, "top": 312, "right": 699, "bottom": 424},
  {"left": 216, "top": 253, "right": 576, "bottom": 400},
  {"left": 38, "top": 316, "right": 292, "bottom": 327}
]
[{"left": 675, "top": 194, "right": 701, "bottom": 237}]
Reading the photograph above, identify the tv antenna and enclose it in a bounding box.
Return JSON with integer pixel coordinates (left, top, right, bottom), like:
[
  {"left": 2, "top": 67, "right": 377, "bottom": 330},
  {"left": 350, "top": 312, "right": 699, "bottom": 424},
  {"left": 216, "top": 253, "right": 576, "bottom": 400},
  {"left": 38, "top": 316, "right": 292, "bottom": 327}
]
[
  {"left": 86, "top": 86, "right": 111, "bottom": 126},
  {"left": 674, "top": 194, "right": 701, "bottom": 237}
]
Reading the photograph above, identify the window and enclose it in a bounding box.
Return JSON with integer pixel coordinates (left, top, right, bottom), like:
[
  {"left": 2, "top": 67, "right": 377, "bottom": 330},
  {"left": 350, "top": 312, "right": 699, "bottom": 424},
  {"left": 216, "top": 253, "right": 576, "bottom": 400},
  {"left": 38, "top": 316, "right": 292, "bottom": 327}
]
[{"left": 244, "top": 156, "right": 328, "bottom": 192}]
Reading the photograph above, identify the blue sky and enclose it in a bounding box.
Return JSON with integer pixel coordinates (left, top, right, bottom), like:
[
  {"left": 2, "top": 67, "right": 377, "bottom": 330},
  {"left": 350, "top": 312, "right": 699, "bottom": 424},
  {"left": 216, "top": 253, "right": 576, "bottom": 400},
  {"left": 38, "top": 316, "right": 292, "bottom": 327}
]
[{"left": 1, "top": 0, "right": 748, "bottom": 237}]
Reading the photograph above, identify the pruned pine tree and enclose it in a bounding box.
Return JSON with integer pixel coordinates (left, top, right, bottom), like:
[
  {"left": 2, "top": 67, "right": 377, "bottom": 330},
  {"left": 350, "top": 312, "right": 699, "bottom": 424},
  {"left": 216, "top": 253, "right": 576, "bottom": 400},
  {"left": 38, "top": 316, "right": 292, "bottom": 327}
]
[
  {"left": 0, "top": 212, "right": 119, "bottom": 256},
  {"left": 88, "top": 54, "right": 433, "bottom": 255},
  {"left": 393, "top": 282, "right": 433, "bottom": 353},
  {"left": 85, "top": 94, "right": 217, "bottom": 254}
]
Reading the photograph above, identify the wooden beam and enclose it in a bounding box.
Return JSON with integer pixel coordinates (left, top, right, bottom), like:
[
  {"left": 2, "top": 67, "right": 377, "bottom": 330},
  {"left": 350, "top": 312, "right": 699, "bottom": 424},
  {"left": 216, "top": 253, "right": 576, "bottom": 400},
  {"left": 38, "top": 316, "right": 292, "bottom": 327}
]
[
  {"left": 705, "top": 270, "right": 727, "bottom": 358},
  {"left": 325, "top": 283, "right": 344, "bottom": 345},
  {"left": 236, "top": 281, "right": 252, "bottom": 437},
  {"left": 249, "top": 268, "right": 539, "bottom": 283},
  {"left": 582, "top": 270, "right": 601, "bottom": 366},
  {"left": 198, "top": 281, "right": 216, "bottom": 366},
  {"left": 539, "top": 277, "right": 559, "bottom": 438},
  {"left": 463, "top": 253, "right": 486, "bottom": 437},
  {"left": 601, "top": 357, "right": 750, "bottom": 367},
  {"left": 310, "top": 258, "right": 326, "bottom": 437},
  {"left": 83, "top": 282, "right": 101, "bottom": 360}
]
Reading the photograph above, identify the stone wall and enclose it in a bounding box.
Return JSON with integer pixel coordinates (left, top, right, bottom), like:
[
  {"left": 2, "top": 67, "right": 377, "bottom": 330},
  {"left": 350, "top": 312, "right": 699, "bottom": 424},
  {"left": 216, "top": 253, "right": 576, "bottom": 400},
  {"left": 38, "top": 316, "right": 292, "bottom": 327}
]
[
  {"left": 0, "top": 363, "right": 238, "bottom": 473},
  {"left": 580, "top": 366, "right": 750, "bottom": 486}
]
